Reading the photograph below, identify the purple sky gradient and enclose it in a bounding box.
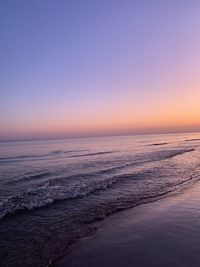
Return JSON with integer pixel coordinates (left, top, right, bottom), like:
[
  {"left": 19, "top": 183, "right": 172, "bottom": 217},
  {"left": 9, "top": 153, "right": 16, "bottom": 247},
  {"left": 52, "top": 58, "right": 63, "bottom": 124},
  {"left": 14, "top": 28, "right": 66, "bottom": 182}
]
[{"left": 1, "top": 0, "right": 200, "bottom": 140}]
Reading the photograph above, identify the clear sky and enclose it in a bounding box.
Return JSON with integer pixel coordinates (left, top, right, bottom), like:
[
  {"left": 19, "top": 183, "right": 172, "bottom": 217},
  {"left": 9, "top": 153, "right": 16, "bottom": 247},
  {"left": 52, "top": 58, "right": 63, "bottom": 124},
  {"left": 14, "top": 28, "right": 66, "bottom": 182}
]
[{"left": 1, "top": 0, "right": 200, "bottom": 140}]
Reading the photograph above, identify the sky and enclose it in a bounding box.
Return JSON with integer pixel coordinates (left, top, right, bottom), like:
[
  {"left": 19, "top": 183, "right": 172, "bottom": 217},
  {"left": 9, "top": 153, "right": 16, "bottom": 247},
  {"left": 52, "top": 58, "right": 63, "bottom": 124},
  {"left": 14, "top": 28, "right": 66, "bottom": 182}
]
[{"left": 1, "top": 0, "right": 200, "bottom": 140}]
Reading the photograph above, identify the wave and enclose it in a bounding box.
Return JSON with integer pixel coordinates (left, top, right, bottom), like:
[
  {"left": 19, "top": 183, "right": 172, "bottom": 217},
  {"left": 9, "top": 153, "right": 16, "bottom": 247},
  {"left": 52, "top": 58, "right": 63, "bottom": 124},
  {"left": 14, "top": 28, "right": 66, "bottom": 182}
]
[
  {"left": 1, "top": 167, "right": 163, "bottom": 219},
  {"left": 0, "top": 153, "right": 56, "bottom": 163},
  {"left": 51, "top": 149, "right": 89, "bottom": 155},
  {"left": 5, "top": 171, "right": 51, "bottom": 185},
  {"left": 0, "top": 148, "right": 193, "bottom": 164},
  {"left": 0, "top": 148, "right": 195, "bottom": 220},
  {"left": 185, "top": 139, "right": 200, "bottom": 142},
  {"left": 3, "top": 148, "right": 194, "bottom": 188},
  {"left": 0, "top": 176, "right": 118, "bottom": 219},
  {"left": 70, "top": 151, "right": 116, "bottom": 158},
  {"left": 0, "top": 149, "right": 90, "bottom": 163},
  {"left": 149, "top": 148, "right": 195, "bottom": 160},
  {"left": 147, "top": 142, "right": 168, "bottom": 146},
  {"left": 0, "top": 155, "right": 34, "bottom": 160},
  {"left": 69, "top": 148, "right": 192, "bottom": 159},
  {"left": 7, "top": 148, "right": 194, "bottom": 186}
]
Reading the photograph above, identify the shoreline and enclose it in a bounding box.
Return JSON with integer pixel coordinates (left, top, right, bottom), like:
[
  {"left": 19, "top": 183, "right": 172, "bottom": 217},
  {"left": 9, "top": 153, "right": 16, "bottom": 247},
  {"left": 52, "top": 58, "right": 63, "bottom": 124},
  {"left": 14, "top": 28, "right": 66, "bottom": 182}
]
[{"left": 55, "top": 180, "right": 200, "bottom": 267}]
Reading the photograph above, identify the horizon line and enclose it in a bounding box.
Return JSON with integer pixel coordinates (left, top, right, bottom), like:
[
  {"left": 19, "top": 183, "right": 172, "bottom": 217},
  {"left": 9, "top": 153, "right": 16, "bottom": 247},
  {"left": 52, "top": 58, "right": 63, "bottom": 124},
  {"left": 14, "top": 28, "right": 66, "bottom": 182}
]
[{"left": 0, "top": 129, "right": 200, "bottom": 143}]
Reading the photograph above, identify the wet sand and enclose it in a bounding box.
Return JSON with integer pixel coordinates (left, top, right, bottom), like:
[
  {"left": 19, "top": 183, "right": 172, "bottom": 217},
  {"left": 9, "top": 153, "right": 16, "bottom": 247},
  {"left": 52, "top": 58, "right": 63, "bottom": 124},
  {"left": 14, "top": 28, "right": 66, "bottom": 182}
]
[{"left": 55, "top": 181, "right": 200, "bottom": 267}]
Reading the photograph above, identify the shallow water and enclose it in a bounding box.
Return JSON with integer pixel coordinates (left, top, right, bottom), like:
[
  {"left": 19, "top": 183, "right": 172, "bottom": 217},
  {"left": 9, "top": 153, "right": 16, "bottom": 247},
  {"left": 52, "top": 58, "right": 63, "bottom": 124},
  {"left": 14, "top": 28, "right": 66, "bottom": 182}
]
[
  {"left": 57, "top": 179, "right": 200, "bottom": 267},
  {"left": 0, "top": 133, "right": 200, "bottom": 266}
]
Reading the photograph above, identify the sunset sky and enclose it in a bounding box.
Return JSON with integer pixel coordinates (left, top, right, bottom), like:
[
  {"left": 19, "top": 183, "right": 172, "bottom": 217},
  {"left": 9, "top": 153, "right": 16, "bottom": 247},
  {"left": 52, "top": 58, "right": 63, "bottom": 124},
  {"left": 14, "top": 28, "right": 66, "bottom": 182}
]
[{"left": 1, "top": 0, "right": 200, "bottom": 140}]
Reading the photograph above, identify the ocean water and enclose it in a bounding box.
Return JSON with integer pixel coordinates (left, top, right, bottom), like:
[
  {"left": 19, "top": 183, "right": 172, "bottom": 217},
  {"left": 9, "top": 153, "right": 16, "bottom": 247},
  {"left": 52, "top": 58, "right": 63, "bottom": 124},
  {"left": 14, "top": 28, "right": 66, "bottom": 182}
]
[{"left": 0, "top": 133, "right": 200, "bottom": 266}]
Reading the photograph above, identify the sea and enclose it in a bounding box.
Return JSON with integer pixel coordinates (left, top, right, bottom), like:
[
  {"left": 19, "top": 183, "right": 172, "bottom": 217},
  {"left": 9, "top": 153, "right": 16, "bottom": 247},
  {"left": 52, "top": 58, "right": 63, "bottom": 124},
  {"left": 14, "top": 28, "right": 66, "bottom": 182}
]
[{"left": 0, "top": 133, "right": 200, "bottom": 266}]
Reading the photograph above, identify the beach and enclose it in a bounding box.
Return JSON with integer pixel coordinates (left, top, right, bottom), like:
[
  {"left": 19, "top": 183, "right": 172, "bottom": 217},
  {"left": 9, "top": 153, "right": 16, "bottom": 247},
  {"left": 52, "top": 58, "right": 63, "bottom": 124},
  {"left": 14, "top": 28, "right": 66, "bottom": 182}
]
[{"left": 56, "top": 181, "right": 200, "bottom": 267}]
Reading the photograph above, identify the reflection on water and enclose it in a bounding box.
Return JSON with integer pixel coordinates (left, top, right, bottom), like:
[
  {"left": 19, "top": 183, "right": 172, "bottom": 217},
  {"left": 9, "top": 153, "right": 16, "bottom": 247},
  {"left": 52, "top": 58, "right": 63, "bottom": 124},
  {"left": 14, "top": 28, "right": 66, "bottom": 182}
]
[{"left": 59, "top": 181, "right": 200, "bottom": 267}]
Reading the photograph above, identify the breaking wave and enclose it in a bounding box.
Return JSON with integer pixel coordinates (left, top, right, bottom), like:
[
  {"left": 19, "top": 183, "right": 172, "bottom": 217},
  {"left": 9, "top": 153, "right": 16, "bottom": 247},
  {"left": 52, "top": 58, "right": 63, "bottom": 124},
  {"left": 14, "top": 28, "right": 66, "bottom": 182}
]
[
  {"left": 147, "top": 142, "right": 168, "bottom": 146},
  {"left": 0, "top": 148, "right": 195, "bottom": 220}
]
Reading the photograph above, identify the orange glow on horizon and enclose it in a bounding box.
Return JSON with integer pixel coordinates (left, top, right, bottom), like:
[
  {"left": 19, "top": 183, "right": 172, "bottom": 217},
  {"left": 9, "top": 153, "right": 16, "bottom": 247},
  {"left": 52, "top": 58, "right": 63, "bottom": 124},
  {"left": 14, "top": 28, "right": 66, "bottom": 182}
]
[{"left": 1, "top": 85, "right": 200, "bottom": 140}]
